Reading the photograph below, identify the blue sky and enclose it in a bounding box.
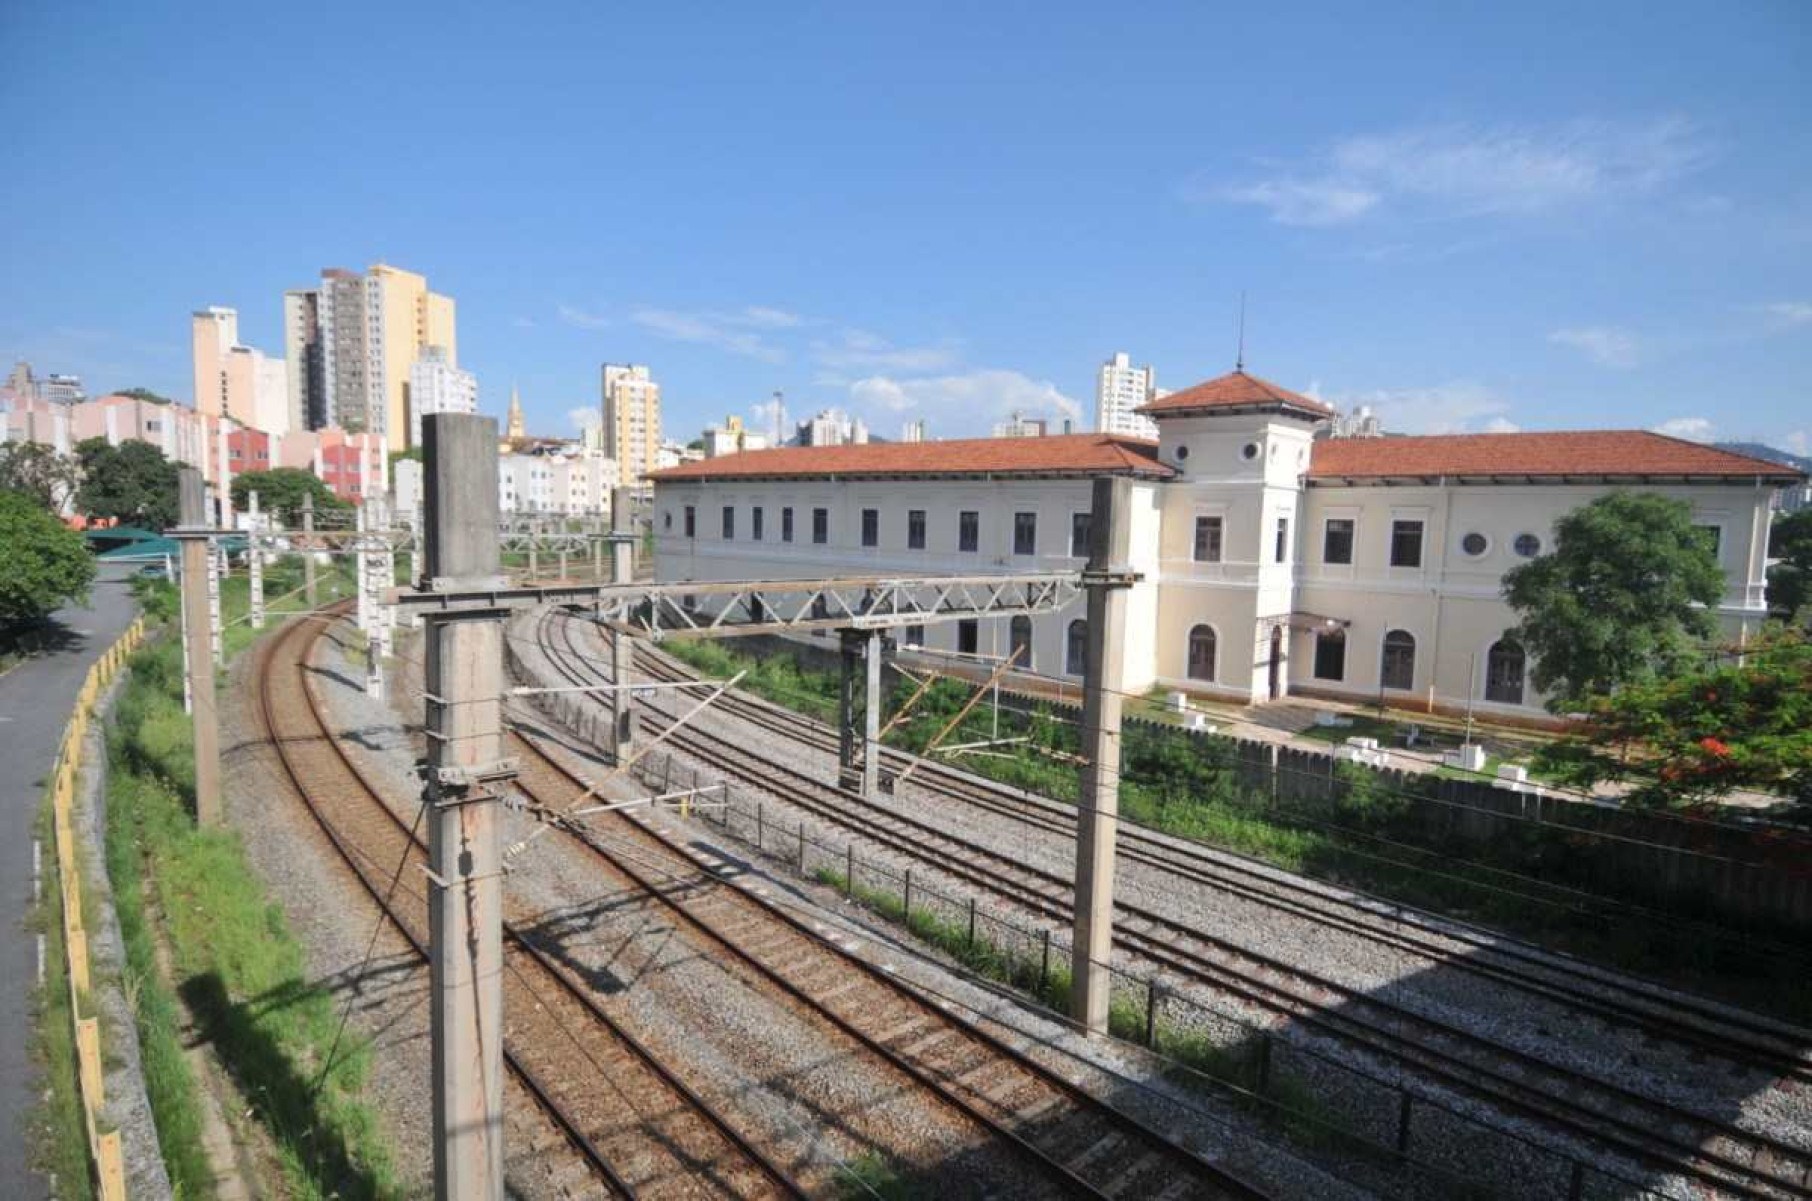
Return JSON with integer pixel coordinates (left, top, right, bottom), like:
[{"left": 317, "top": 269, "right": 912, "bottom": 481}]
[{"left": 2, "top": 1, "right": 1808, "bottom": 451}]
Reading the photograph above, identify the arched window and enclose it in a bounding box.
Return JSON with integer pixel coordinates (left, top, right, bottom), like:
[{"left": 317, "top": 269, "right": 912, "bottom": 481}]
[
  {"left": 1065, "top": 619, "right": 1087, "bottom": 676},
  {"left": 1009, "top": 615, "right": 1033, "bottom": 670},
  {"left": 1380, "top": 630, "right": 1416, "bottom": 691},
  {"left": 1187, "top": 625, "right": 1217, "bottom": 682},
  {"left": 1485, "top": 637, "right": 1526, "bottom": 705}
]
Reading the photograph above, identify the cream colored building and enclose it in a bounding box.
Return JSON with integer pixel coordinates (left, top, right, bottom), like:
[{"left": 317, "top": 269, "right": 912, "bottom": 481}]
[
  {"left": 649, "top": 370, "right": 1800, "bottom": 719},
  {"left": 602, "top": 363, "right": 662, "bottom": 488},
  {"left": 192, "top": 307, "right": 290, "bottom": 434},
  {"left": 285, "top": 263, "right": 456, "bottom": 445}
]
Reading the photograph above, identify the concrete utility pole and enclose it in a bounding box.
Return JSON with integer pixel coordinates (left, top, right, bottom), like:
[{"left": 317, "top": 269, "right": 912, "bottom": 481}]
[
  {"left": 301, "top": 492, "right": 317, "bottom": 608},
  {"left": 837, "top": 630, "right": 884, "bottom": 796},
  {"left": 609, "top": 487, "right": 637, "bottom": 761},
  {"left": 248, "top": 491, "right": 265, "bottom": 630},
  {"left": 379, "top": 496, "right": 396, "bottom": 661},
  {"left": 420, "top": 414, "right": 507, "bottom": 1200},
  {"left": 355, "top": 501, "right": 372, "bottom": 631},
  {"left": 174, "top": 469, "right": 222, "bottom": 826},
  {"left": 1070, "top": 476, "right": 1136, "bottom": 1034},
  {"left": 208, "top": 538, "right": 224, "bottom": 666}
]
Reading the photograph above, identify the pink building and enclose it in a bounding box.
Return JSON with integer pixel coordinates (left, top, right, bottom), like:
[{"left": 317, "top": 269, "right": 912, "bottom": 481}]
[{"left": 275, "top": 428, "right": 388, "bottom": 503}]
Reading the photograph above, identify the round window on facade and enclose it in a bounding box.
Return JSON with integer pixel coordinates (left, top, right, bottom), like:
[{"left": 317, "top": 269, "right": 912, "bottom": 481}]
[
  {"left": 1461, "top": 532, "right": 1488, "bottom": 557},
  {"left": 1240, "top": 441, "right": 1260, "bottom": 461},
  {"left": 1175, "top": 444, "right": 1190, "bottom": 461},
  {"left": 1513, "top": 533, "right": 1542, "bottom": 558}
]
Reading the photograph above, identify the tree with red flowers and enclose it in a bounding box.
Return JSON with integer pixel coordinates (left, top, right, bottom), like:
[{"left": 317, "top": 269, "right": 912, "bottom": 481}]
[{"left": 1534, "top": 626, "right": 1812, "bottom": 809}]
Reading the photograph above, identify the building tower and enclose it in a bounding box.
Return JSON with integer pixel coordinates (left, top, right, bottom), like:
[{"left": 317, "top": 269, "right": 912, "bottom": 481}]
[
  {"left": 285, "top": 264, "right": 457, "bottom": 446},
  {"left": 601, "top": 363, "right": 661, "bottom": 488},
  {"left": 1096, "top": 352, "right": 1161, "bottom": 440},
  {"left": 506, "top": 383, "right": 526, "bottom": 442}
]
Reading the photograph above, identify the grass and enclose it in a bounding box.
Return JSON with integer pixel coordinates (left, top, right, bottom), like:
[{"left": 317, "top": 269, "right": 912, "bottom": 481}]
[
  {"left": 685, "top": 637, "right": 1812, "bottom": 1022},
  {"left": 832, "top": 1150, "right": 925, "bottom": 1200},
  {"left": 32, "top": 789, "right": 96, "bottom": 1201},
  {"left": 106, "top": 559, "right": 400, "bottom": 1199}
]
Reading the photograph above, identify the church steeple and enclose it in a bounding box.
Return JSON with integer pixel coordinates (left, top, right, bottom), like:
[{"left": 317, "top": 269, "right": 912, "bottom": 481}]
[{"left": 506, "top": 382, "right": 525, "bottom": 441}]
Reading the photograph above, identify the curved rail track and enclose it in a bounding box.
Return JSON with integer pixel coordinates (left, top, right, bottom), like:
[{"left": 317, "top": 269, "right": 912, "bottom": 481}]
[
  {"left": 258, "top": 605, "right": 807, "bottom": 1199},
  {"left": 532, "top": 607, "right": 1812, "bottom": 1200}
]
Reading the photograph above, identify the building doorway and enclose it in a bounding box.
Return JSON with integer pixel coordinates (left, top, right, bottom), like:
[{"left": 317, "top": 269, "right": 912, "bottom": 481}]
[{"left": 1268, "top": 626, "right": 1284, "bottom": 700}]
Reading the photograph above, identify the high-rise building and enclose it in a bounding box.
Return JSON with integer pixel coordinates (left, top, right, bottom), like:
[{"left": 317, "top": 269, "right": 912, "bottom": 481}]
[
  {"left": 408, "top": 348, "right": 478, "bottom": 445},
  {"left": 1096, "top": 351, "right": 1160, "bottom": 440},
  {"left": 992, "top": 412, "right": 1051, "bottom": 438},
  {"left": 796, "top": 408, "right": 868, "bottom": 447},
  {"left": 192, "top": 307, "right": 289, "bottom": 434},
  {"left": 900, "top": 419, "right": 926, "bottom": 443},
  {"left": 602, "top": 363, "right": 662, "bottom": 487},
  {"left": 283, "top": 289, "right": 325, "bottom": 431},
  {"left": 701, "top": 414, "right": 769, "bottom": 458},
  {"left": 192, "top": 307, "right": 238, "bottom": 418},
  {"left": 284, "top": 263, "right": 457, "bottom": 445}
]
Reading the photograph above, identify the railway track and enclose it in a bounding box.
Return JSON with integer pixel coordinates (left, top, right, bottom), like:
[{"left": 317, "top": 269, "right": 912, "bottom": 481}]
[
  {"left": 257, "top": 605, "right": 808, "bottom": 1199},
  {"left": 531, "top": 606, "right": 1812, "bottom": 1200},
  {"left": 633, "top": 633, "right": 1812, "bottom": 1087},
  {"left": 506, "top": 727, "right": 1271, "bottom": 1200}
]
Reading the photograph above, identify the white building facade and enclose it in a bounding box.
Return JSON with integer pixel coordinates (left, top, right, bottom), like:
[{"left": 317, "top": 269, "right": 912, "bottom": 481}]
[
  {"left": 649, "top": 371, "right": 1799, "bottom": 721},
  {"left": 499, "top": 448, "right": 616, "bottom": 515},
  {"left": 407, "top": 347, "right": 478, "bottom": 446},
  {"left": 1096, "top": 351, "right": 1160, "bottom": 440}
]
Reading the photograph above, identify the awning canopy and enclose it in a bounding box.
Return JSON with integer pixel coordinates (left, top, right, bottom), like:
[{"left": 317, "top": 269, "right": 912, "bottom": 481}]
[{"left": 1260, "top": 611, "right": 1351, "bottom": 632}]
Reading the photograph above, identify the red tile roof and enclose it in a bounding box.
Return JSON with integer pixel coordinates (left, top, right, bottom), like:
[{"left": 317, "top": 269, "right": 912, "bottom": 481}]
[
  {"left": 647, "top": 433, "right": 1174, "bottom": 482},
  {"left": 1139, "top": 369, "right": 1335, "bottom": 419},
  {"left": 1308, "top": 430, "right": 1805, "bottom": 482}
]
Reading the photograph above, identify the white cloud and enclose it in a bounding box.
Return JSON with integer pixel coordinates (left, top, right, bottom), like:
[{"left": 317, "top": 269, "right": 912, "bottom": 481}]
[
  {"left": 1783, "top": 430, "right": 1809, "bottom": 457},
  {"left": 1549, "top": 326, "right": 1641, "bottom": 368},
  {"left": 1212, "top": 180, "right": 1379, "bottom": 227},
  {"left": 1209, "top": 117, "right": 1709, "bottom": 226},
  {"left": 737, "top": 306, "right": 805, "bottom": 329},
  {"left": 1763, "top": 301, "right": 1812, "bottom": 328},
  {"left": 557, "top": 305, "right": 611, "bottom": 331},
  {"left": 813, "top": 328, "right": 960, "bottom": 373},
  {"left": 847, "top": 369, "right": 1082, "bottom": 432},
  {"left": 1325, "top": 382, "right": 1516, "bottom": 435},
  {"left": 567, "top": 406, "right": 601, "bottom": 431},
  {"left": 1654, "top": 416, "right": 1714, "bottom": 441},
  {"left": 630, "top": 307, "right": 789, "bottom": 362}
]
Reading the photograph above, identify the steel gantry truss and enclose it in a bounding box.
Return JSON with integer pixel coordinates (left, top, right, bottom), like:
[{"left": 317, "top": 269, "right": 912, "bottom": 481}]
[{"left": 386, "top": 571, "right": 1085, "bottom": 640}]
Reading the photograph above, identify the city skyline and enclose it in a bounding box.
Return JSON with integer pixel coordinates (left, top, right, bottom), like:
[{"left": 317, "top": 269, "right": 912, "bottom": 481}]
[{"left": 2, "top": 3, "right": 1808, "bottom": 453}]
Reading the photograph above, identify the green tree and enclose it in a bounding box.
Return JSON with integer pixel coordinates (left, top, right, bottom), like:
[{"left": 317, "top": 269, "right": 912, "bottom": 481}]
[
  {"left": 1503, "top": 491, "right": 1724, "bottom": 710},
  {"left": 0, "top": 442, "right": 79, "bottom": 512},
  {"left": 75, "top": 437, "right": 181, "bottom": 529},
  {"left": 1767, "top": 509, "right": 1812, "bottom": 626},
  {"left": 0, "top": 490, "right": 95, "bottom": 630},
  {"left": 1534, "top": 626, "right": 1812, "bottom": 808},
  {"left": 114, "top": 387, "right": 173, "bottom": 405},
  {"left": 230, "top": 468, "right": 349, "bottom": 524}
]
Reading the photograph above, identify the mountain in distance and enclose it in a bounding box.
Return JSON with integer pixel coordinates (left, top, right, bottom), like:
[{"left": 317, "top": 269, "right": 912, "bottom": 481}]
[{"left": 1717, "top": 441, "right": 1812, "bottom": 475}]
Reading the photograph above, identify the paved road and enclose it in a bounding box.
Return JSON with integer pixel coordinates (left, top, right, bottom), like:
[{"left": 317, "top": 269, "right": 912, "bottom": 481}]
[{"left": 0, "top": 565, "right": 141, "bottom": 1200}]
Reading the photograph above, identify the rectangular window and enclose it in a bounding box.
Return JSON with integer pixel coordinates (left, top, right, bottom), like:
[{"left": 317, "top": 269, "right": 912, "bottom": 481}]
[
  {"left": 957, "top": 619, "right": 978, "bottom": 655},
  {"left": 1071, "top": 512, "right": 1092, "bottom": 558},
  {"left": 751, "top": 505, "right": 763, "bottom": 541},
  {"left": 907, "top": 509, "right": 926, "bottom": 550},
  {"left": 1695, "top": 524, "right": 1722, "bottom": 559},
  {"left": 1313, "top": 631, "right": 1346, "bottom": 681},
  {"left": 959, "top": 510, "right": 980, "bottom": 553},
  {"left": 861, "top": 508, "right": 879, "bottom": 547},
  {"left": 1390, "top": 520, "right": 1424, "bottom": 568},
  {"left": 684, "top": 505, "right": 695, "bottom": 538},
  {"left": 812, "top": 507, "right": 829, "bottom": 544},
  {"left": 1193, "top": 516, "right": 1223, "bottom": 563},
  {"left": 1323, "top": 518, "right": 1354, "bottom": 565},
  {"left": 781, "top": 506, "right": 794, "bottom": 542},
  {"left": 1013, "top": 511, "right": 1037, "bottom": 556},
  {"left": 904, "top": 623, "right": 926, "bottom": 648},
  {"left": 721, "top": 505, "right": 734, "bottom": 540},
  {"left": 1275, "top": 517, "right": 1290, "bottom": 564}
]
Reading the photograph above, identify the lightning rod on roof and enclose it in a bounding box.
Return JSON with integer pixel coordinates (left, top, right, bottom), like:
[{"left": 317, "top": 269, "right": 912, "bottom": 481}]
[{"left": 1236, "top": 291, "right": 1247, "bottom": 372}]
